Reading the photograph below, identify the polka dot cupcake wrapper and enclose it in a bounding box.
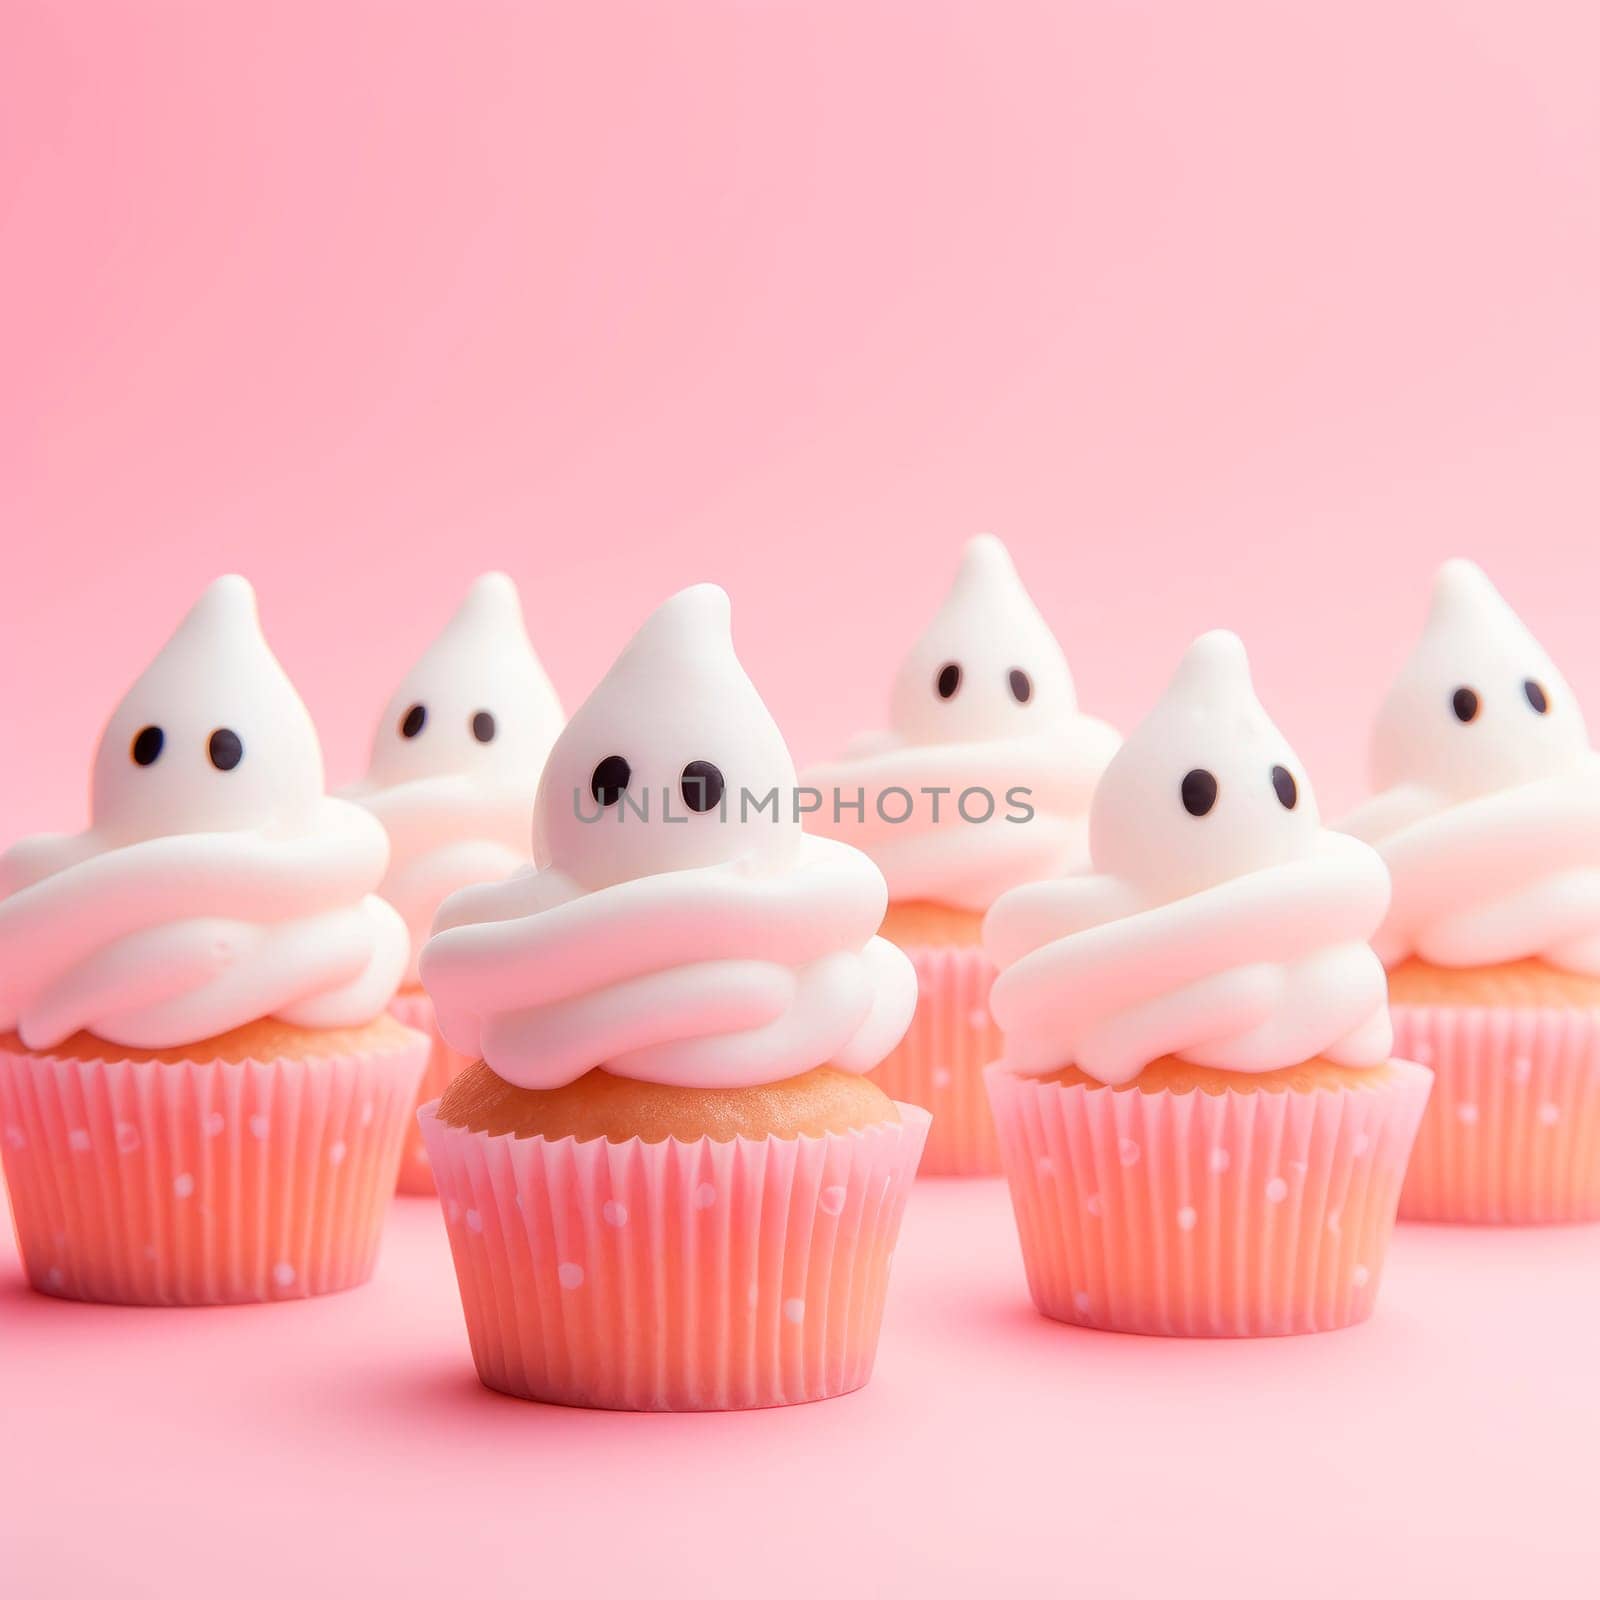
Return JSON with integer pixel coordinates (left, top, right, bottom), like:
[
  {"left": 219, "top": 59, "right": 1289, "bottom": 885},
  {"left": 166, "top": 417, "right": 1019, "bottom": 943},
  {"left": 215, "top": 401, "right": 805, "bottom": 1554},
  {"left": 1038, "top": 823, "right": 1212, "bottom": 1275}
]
[
  {"left": 986, "top": 1061, "right": 1432, "bottom": 1337},
  {"left": 869, "top": 944, "right": 1004, "bottom": 1175},
  {"left": 389, "top": 991, "right": 474, "bottom": 1196},
  {"left": 0, "top": 1031, "right": 427, "bottom": 1305},
  {"left": 419, "top": 1101, "right": 931, "bottom": 1410},
  {"left": 1393, "top": 1003, "right": 1600, "bottom": 1224}
]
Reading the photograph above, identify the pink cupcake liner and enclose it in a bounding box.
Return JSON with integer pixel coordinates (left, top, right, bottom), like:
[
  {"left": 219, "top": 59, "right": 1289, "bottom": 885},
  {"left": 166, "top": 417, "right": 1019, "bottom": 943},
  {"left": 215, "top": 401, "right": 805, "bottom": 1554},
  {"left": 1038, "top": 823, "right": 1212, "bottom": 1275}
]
[
  {"left": 1393, "top": 1003, "right": 1600, "bottom": 1224},
  {"left": 870, "top": 945, "right": 1002, "bottom": 1175},
  {"left": 0, "top": 1029, "right": 427, "bottom": 1305},
  {"left": 986, "top": 1061, "right": 1433, "bottom": 1337},
  {"left": 419, "top": 1100, "right": 931, "bottom": 1410},
  {"left": 389, "top": 991, "right": 474, "bottom": 1196}
]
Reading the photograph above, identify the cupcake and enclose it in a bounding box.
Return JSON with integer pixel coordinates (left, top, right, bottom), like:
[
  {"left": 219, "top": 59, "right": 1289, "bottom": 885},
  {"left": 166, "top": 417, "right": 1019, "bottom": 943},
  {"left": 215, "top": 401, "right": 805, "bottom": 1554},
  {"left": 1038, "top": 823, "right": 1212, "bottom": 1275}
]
[
  {"left": 347, "top": 573, "right": 563, "bottom": 1193},
  {"left": 805, "top": 535, "right": 1118, "bottom": 1173},
  {"left": 0, "top": 577, "right": 425, "bottom": 1305},
  {"left": 1341, "top": 560, "right": 1600, "bottom": 1222},
  {"left": 984, "top": 631, "right": 1431, "bottom": 1336},
  {"left": 417, "top": 584, "right": 926, "bottom": 1410}
]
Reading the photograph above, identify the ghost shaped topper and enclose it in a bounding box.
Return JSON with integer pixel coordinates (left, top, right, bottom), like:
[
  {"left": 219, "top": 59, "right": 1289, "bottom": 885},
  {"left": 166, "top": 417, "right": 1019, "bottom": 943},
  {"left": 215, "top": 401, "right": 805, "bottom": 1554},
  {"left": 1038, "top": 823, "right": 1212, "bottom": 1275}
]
[
  {"left": 345, "top": 573, "right": 564, "bottom": 984},
  {"left": 90, "top": 574, "right": 326, "bottom": 847},
  {"left": 986, "top": 631, "right": 1391, "bottom": 1084},
  {"left": 419, "top": 584, "right": 917, "bottom": 1090},
  {"left": 533, "top": 583, "right": 801, "bottom": 892},
  {"left": 804, "top": 536, "right": 1119, "bottom": 909},
  {"left": 888, "top": 534, "right": 1079, "bottom": 746},
  {"left": 1363, "top": 560, "right": 1588, "bottom": 822},
  {"left": 1342, "top": 561, "right": 1600, "bottom": 973},
  {"left": 1089, "top": 630, "right": 1319, "bottom": 905},
  {"left": 356, "top": 573, "right": 562, "bottom": 794},
  {"left": 0, "top": 576, "right": 407, "bottom": 1049}
]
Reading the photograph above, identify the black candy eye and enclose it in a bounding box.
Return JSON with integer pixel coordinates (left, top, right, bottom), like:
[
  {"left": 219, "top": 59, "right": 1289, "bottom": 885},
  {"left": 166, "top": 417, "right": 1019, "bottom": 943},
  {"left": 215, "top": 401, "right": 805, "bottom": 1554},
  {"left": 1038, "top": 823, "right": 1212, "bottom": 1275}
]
[
  {"left": 1452, "top": 687, "right": 1480, "bottom": 723},
  {"left": 1181, "top": 769, "right": 1218, "bottom": 817},
  {"left": 936, "top": 662, "right": 962, "bottom": 700},
  {"left": 681, "top": 760, "right": 725, "bottom": 813},
  {"left": 1524, "top": 680, "right": 1549, "bottom": 715},
  {"left": 400, "top": 704, "right": 426, "bottom": 738},
  {"left": 1272, "top": 765, "right": 1298, "bottom": 809},
  {"left": 131, "top": 726, "right": 164, "bottom": 766},
  {"left": 472, "top": 711, "right": 496, "bottom": 743},
  {"left": 208, "top": 728, "right": 244, "bottom": 771},
  {"left": 1009, "top": 669, "right": 1032, "bottom": 704},
  {"left": 590, "top": 755, "right": 630, "bottom": 806}
]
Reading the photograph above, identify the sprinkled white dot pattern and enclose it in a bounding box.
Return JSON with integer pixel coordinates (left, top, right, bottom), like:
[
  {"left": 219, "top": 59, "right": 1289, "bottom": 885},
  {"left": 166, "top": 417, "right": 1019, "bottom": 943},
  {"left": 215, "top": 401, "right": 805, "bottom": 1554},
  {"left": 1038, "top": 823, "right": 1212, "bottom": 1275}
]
[
  {"left": 557, "top": 1262, "right": 585, "bottom": 1290},
  {"left": 67, "top": 1129, "right": 91, "bottom": 1153},
  {"left": 1265, "top": 1176, "right": 1288, "bottom": 1204},
  {"left": 602, "top": 1200, "right": 629, "bottom": 1228},
  {"left": 818, "top": 1186, "right": 847, "bottom": 1216},
  {"left": 173, "top": 1173, "right": 195, "bottom": 1199},
  {"left": 1176, "top": 1205, "right": 1197, "bottom": 1232},
  {"left": 782, "top": 1297, "right": 805, "bottom": 1325},
  {"left": 693, "top": 1183, "right": 718, "bottom": 1210}
]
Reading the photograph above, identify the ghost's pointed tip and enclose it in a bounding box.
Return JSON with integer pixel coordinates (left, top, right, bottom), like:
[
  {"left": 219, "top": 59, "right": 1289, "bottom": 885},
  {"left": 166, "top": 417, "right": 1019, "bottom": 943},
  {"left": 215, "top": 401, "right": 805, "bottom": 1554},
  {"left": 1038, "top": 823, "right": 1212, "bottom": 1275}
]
[
  {"left": 457, "top": 571, "right": 526, "bottom": 631},
  {"left": 957, "top": 533, "right": 1018, "bottom": 584},
  {"left": 1428, "top": 558, "right": 1501, "bottom": 623},
  {"left": 1169, "top": 629, "right": 1253, "bottom": 696},
  {"left": 622, "top": 583, "right": 733, "bottom": 663},
  {"left": 185, "top": 574, "right": 260, "bottom": 632}
]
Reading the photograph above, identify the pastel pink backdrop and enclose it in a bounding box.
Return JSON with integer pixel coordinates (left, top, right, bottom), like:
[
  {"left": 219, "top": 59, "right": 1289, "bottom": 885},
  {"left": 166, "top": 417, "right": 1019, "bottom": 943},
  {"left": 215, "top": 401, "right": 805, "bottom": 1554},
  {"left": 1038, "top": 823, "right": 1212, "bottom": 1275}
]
[
  {"left": 4, "top": 1, "right": 1599, "bottom": 841},
  {"left": 5, "top": 5, "right": 1600, "bottom": 1597}
]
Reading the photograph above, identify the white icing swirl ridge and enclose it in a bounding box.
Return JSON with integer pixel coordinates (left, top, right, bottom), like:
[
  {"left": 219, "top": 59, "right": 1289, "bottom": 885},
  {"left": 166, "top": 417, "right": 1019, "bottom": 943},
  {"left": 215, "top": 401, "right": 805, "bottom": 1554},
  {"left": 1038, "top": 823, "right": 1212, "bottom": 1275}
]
[
  {"left": 805, "top": 729, "right": 1117, "bottom": 911},
  {"left": 0, "top": 806, "right": 408, "bottom": 1050},
  {"left": 0, "top": 577, "right": 408, "bottom": 1050},
  {"left": 1340, "top": 560, "right": 1600, "bottom": 974},
  {"left": 985, "top": 631, "right": 1393, "bottom": 1086},
  {"left": 804, "top": 535, "right": 1118, "bottom": 911},
  {"left": 347, "top": 780, "right": 529, "bottom": 986},
  {"left": 421, "top": 833, "right": 915, "bottom": 1090},
  {"left": 1345, "top": 764, "right": 1600, "bottom": 974},
  {"left": 987, "top": 834, "right": 1393, "bottom": 1085}
]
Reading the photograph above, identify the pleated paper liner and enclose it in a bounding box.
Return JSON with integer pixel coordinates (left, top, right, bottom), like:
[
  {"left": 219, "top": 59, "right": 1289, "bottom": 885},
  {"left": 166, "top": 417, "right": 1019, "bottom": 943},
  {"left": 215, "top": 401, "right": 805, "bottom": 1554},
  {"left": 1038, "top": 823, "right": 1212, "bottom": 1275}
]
[
  {"left": 1394, "top": 1004, "right": 1600, "bottom": 1223},
  {"left": 986, "top": 1060, "right": 1432, "bottom": 1337},
  {"left": 389, "top": 990, "right": 474, "bottom": 1196},
  {"left": 0, "top": 1027, "right": 427, "bottom": 1305},
  {"left": 869, "top": 945, "right": 1003, "bottom": 1175},
  {"left": 420, "top": 1100, "right": 931, "bottom": 1410}
]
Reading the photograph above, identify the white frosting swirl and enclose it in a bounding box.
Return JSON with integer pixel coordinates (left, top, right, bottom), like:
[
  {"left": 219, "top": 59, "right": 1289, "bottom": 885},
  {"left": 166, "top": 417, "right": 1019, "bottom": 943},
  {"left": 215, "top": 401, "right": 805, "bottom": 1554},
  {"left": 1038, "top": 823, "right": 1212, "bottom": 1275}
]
[
  {"left": 1341, "top": 560, "right": 1600, "bottom": 973},
  {"left": 986, "top": 632, "right": 1393, "bottom": 1085},
  {"left": 805, "top": 535, "right": 1118, "bottom": 911},
  {"left": 419, "top": 584, "right": 917, "bottom": 1091},
  {"left": 0, "top": 577, "right": 407, "bottom": 1051},
  {"left": 346, "top": 574, "right": 563, "bottom": 984}
]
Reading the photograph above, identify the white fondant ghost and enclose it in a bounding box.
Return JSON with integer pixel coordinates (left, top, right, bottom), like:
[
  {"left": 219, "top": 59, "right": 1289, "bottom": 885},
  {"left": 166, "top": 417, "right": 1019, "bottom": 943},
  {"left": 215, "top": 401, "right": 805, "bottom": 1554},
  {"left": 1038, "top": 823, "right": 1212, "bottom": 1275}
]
[
  {"left": 885, "top": 534, "right": 1079, "bottom": 747},
  {"left": 986, "top": 630, "right": 1392, "bottom": 1083},
  {"left": 420, "top": 583, "right": 917, "bottom": 1089},
  {"left": 1089, "top": 630, "right": 1318, "bottom": 905},
  {"left": 90, "top": 574, "right": 325, "bottom": 845},
  {"left": 1350, "top": 560, "right": 1589, "bottom": 838},
  {"left": 0, "top": 575, "right": 409, "bottom": 1048},
  {"left": 533, "top": 584, "right": 801, "bottom": 891},
  {"left": 356, "top": 573, "right": 563, "bottom": 792}
]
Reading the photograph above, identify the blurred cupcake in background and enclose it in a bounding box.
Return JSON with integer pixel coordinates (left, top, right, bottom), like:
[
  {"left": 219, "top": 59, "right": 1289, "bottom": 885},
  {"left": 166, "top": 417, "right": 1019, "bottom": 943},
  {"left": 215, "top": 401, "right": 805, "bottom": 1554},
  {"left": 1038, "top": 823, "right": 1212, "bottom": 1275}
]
[
  {"left": 418, "top": 584, "right": 925, "bottom": 1410},
  {"left": 1342, "top": 561, "right": 1600, "bottom": 1222},
  {"left": 985, "top": 631, "right": 1431, "bottom": 1336},
  {"left": 0, "top": 577, "right": 424, "bottom": 1305},
  {"left": 347, "top": 573, "right": 562, "bottom": 1193},
  {"left": 805, "top": 535, "right": 1118, "bottom": 1173}
]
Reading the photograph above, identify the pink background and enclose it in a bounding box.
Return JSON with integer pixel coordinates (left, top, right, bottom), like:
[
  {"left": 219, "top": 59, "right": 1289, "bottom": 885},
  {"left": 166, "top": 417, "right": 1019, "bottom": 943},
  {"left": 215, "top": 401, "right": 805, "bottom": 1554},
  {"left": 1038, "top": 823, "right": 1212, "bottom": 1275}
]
[
  {"left": 4, "top": 3, "right": 1600, "bottom": 1595},
  {"left": 5, "top": 1, "right": 1600, "bottom": 837}
]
